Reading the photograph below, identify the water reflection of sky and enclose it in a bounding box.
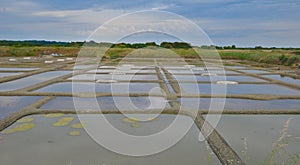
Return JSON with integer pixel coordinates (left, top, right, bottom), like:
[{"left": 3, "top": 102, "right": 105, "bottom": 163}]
[{"left": 0, "top": 96, "right": 42, "bottom": 120}]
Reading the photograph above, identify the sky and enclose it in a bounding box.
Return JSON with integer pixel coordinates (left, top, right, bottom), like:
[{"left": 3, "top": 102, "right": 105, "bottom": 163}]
[{"left": 0, "top": 0, "right": 299, "bottom": 47}]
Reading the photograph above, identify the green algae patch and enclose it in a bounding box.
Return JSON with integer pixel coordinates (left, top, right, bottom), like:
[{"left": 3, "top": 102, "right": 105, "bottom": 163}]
[
  {"left": 53, "top": 117, "right": 74, "bottom": 127},
  {"left": 44, "top": 113, "right": 64, "bottom": 118},
  {"left": 147, "top": 117, "right": 158, "bottom": 122},
  {"left": 130, "top": 123, "right": 141, "bottom": 128},
  {"left": 69, "top": 131, "right": 81, "bottom": 136},
  {"left": 122, "top": 117, "right": 140, "bottom": 123},
  {"left": 17, "top": 117, "right": 34, "bottom": 123},
  {"left": 2, "top": 123, "right": 36, "bottom": 134},
  {"left": 71, "top": 123, "right": 85, "bottom": 129}
]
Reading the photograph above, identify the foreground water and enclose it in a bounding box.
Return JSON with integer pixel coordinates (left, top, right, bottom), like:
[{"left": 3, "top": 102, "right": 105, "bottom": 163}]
[{"left": 0, "top": 114, "right": 220, "bottom": 165}]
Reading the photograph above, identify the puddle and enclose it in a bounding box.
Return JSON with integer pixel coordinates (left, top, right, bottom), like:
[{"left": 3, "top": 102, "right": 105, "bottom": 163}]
[
  {"left": 179, "top": 83, "right": 300, "bottom": 95},
  {"left": 35, "top": 82, "right": 162, "bottom": 94},
  {"left": 207, "top": 115, "right": 300, "bottom": 164},
  {"left": 173, "top": 75, "right": 265, "bottom": 82},
  {"left": 69, "top": 74, "right": 158, "bottom": 81},
  {"left": 0, "top": 71, "right": 71, "bottom": 92},
  {"left": 0, "top": 114, "right": 220, "bottom": 165},
  {"left": 263, "top": 75, "right": 300, "bottom": 86},
  {"left": 0, "top": 68, "right": 39, "bottom": 71},
  {"left": 0, "top": 72, "right": 23, "bottom": 78},
  {"left": 0, "top": 96, "right": 42, "bottom": 120},
  {"left": 180, "top": 98, "right": 300, "bottom": 111},
  {"left": 40, "top": 96, "right": 170, "bottom": 111}
]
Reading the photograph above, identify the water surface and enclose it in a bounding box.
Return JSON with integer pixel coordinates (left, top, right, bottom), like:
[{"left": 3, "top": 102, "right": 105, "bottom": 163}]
[
  {"left": 0, "top": 71, "right": 71, "bottom": 92},
  {"left": 0, "top": 96, "right": 42, "bottom": 120}
]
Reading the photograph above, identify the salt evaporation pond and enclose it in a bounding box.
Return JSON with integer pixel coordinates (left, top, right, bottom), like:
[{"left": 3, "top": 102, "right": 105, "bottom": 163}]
[
  {"left": 263, "top": 75, "right": 300, "bottom": 86},
  {"left": 180, "top": 98, "right": 300, "bottom": 111},
  {"left": 0, "top": 72, "right": 23, "bottom": 78},
  {"left": 238, "top": 69, "right": 271, "bottom": 74},
  {"left": 35, "top": 82, "right": 162, "bottom": 94},
  {"left": 0, "top": 68, "right": 39, "bottom": 71},
  {"left": 206, "top": 115, "right": 300, "bottom": 164},
  {"left": 69, "top": 74, "right": 158, "bottom": 81},
  {"left": 173, "top": 75, "right": 266, "bottom": 82},
  {"left": 41, "top": 96, "right": 170, "bottom": 111},
  {"left": 0, "top": 114, "right": 220, "bottom": 165},
  {"left": 0, "top": 96, "right": 42, "bottom": 120},
  {"left": 179, "top": 83, "right": 300, "bottom": 95},
  {"left": 0, "top": 71, "right": 71, "bottom": 92}
]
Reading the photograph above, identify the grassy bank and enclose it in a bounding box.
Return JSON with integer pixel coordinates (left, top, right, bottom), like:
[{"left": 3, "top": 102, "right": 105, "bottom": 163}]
[{"left": 0, "top": 46, "right": 299, "bottom": 66}]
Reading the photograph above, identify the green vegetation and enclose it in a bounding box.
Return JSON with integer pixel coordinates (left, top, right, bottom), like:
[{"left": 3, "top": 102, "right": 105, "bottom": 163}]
[
  {"left": 0, "top": 40, "right": 299, "bottom": 66},
  {"left": 260, "top": 118, "right": 300, "bottom": 165}
]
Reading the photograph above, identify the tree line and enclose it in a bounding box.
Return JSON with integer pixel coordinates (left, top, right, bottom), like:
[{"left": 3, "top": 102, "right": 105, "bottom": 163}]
[{"left": 0, "top": 40, "right": 298, "bottom": 50}]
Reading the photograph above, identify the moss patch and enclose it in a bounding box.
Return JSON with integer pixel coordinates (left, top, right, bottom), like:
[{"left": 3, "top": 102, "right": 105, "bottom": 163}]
[
  {"left": 44, "top": 113, "right": 64, "bottom": 118},
  {"left": 71, "top": 123, "right": 85, "bottom": 129},
  {"left": 147, "top": 117, "right": 158, "bottom": 122},
  {"left": 68, "top": 131, "right": 81, "bottom": 136},
  {"left": 122, "top": 117, "right": 139, "bottom": 123},
  {"left": 130, "top": 123, "right": 141, "bottom": 128},
  {"left": 17, "top": 117, "right": 34, "bottom": 123},
  {"left": 2, "top": 123, "right": 36, "bottom": 134},
  {"left": 53, "top": 117, "right": 74, "bottom": 127}
]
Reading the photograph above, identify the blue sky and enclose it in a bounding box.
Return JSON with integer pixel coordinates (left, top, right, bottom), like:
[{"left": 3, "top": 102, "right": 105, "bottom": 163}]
[{"left": 0, "top": 0, "right": 299, "bottom": 47}]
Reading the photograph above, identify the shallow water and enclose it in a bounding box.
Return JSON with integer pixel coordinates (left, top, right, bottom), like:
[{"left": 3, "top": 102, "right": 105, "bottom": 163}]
[
  {"left": 0, "top": 71, "right": 71, "bottom": 92},
  {"left": 0, "top": 68, "right": 39, "bottom": 71},
  {"left": 73, "top": 65, "right": 94, "bottom": 70},
  {"left": 208, "top": 115, "right": 300, "bottom": 164},
  {"left": 263, "top": 75, "right": 300, "bottom": 86},
  {"left": 88, "top": 69, "right": 156, "bottom": 74},
  {"left": 225, "top": 66, "right": 247, "bottom": 69},
  {"left": 0, "top": 96, "right": 42, "bottom": 120},
  {"left": 0, "top": 114, "right": 220, "bottom": 165},
  {"left": 167, "top": 69, "right": 238, "bottom": 75},
  {"left": 180, "top": 98, "right": 300, "bottom": 111},
  {"left": 69, "top": 74, "right": 158, "bottom": 81},
  {"left": 173, "top": 75, "right": 265, "bottom": 82},
  {"left": 179, "top": 83, "right": 300, "bottom": 95},
  {"left": 0, "top": 72, "right": 23, "bottom": 78},
  {"left": 41, "top": 96, "right": 170, "bottom": 111},
  {"left": 35, "top": 82, "right": 162, "bottom": 94},
  {"left": 238, "top": 69, "right": 271, "bottom": 74}
]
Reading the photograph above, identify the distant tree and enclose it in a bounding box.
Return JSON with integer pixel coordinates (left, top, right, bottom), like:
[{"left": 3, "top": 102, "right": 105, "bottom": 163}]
[
  {"left": 160, "top": 42, "right": 173, "bottom": 48},
  {"left": 145, "top": 42, "right": 158, "bottom": 47},
  {"left": 173, "top": 42, "right": 191, "bottom": 49},
  {"left": 200, "top": 45, "right": 217, "bottom": 49},
  {"left": 131, "top": 43, "right": 146, "bottom": 48}
]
